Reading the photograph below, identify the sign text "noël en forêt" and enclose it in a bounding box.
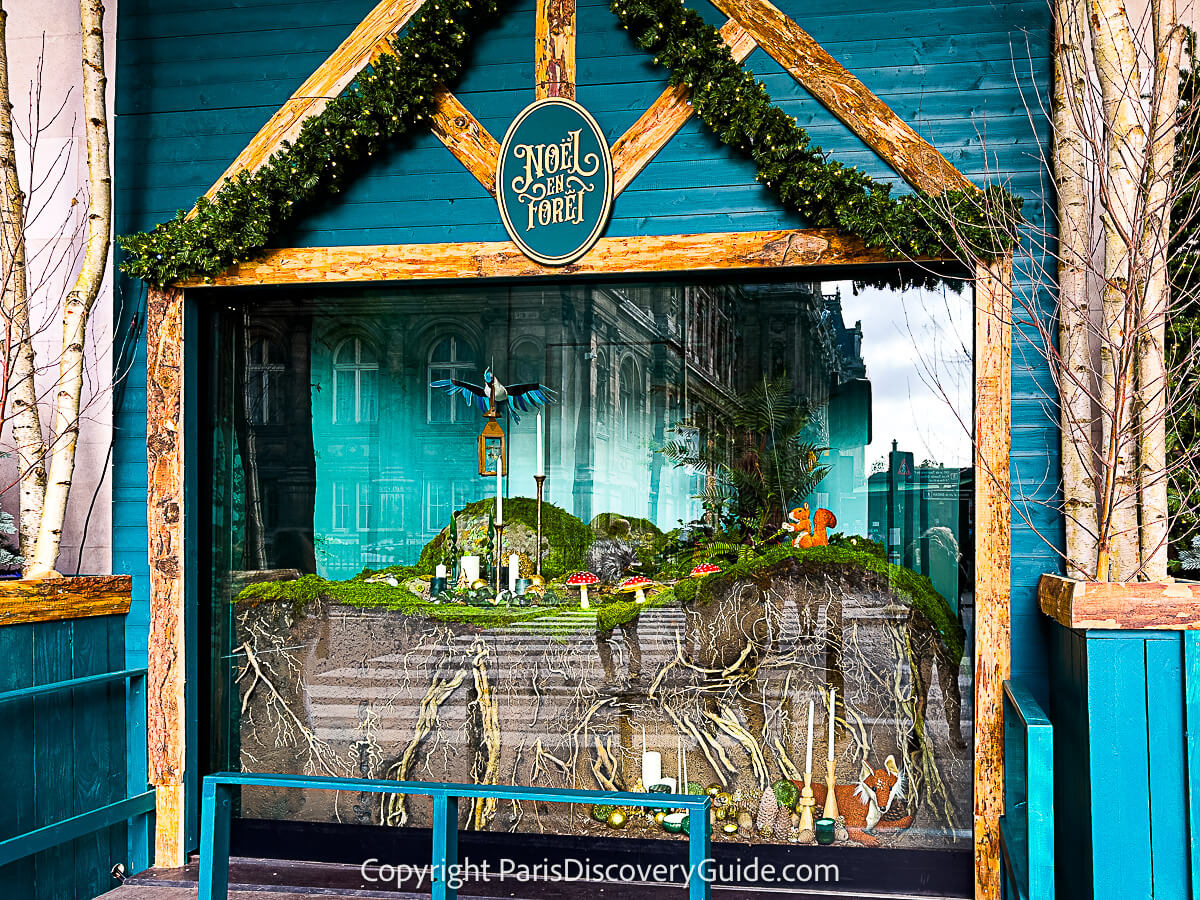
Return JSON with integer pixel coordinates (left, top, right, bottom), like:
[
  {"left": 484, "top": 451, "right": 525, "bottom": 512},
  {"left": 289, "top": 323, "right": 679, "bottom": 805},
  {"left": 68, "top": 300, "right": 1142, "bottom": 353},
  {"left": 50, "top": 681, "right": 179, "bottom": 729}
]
[{"left": 496, "top": 99, "right": 613, "bottom": 266}]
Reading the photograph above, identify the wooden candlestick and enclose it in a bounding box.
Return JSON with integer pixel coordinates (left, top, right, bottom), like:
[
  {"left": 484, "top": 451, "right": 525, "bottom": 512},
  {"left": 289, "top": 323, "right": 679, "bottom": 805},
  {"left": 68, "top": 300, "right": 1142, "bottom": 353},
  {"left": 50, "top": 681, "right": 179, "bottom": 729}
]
[
  {"left": 493, "top": 520, "right": 507, "bottom": 593},
  {"left": 797, "top": 771, "right": 816, "bottom": 837},
  {"left": 823, "top": 758, "right": 839, "bottom": 820}
]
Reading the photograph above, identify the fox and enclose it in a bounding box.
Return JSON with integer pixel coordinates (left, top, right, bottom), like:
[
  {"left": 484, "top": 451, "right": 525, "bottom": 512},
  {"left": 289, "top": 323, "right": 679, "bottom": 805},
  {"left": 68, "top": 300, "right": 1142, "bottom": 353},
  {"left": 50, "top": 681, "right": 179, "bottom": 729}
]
[{"left": 805, "top": 754, "right": 914, "bottom": 847}]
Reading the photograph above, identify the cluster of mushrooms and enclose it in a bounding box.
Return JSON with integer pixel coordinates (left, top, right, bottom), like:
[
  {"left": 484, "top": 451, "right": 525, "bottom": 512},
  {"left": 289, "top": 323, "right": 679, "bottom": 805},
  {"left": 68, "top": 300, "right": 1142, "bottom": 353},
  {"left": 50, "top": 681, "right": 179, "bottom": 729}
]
[{"left": 564, "top": 563, "right": 721, "bottom": 610}]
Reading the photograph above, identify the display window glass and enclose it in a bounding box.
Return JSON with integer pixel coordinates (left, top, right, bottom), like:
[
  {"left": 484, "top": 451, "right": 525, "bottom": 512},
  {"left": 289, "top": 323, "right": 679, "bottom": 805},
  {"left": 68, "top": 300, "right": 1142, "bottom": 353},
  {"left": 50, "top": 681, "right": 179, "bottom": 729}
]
[{"left": 200, "top": 276, "right": 974, "bottom": 855}]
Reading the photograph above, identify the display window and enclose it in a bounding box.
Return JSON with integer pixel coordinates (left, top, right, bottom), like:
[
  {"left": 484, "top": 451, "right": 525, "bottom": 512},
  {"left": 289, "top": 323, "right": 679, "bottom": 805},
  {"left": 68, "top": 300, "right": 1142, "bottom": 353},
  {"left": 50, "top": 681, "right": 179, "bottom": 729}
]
[{"left": 200, "top": 274, "right": 974, "bottom": 856}]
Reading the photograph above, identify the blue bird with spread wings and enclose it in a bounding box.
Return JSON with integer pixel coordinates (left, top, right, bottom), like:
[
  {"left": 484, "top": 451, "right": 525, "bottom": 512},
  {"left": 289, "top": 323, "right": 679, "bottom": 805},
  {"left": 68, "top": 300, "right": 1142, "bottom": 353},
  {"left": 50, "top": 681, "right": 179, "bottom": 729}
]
[{"left": 430, "top": 367, "right": 556, "bottom": 423}]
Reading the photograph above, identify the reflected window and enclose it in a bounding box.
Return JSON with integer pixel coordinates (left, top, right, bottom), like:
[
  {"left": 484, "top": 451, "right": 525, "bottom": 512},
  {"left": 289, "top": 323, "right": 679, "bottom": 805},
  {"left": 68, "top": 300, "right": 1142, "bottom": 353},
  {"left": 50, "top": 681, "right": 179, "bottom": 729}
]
[
  {"left": 246, "top": 336, "right": 285, "bottom": 425},
  {"left": 333, "top": 337, "right": 378, "bottom": 424},
  {"left": 428, "top": 335, "right": 476, "bottom": 424},
  {"left": 619, "top": 356, "right": 641, "bottom": 441}
]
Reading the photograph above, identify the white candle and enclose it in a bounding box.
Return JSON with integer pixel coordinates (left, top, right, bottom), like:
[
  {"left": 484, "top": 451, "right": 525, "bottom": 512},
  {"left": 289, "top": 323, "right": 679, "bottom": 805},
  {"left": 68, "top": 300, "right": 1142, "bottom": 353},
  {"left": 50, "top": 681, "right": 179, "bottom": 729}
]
[
  {"left": 495, "top": 467, "right": 503, "bottom": 523},
  {"left": 828, "top": 687, "right": 836, "bottom": 761},
  {"left": 682, "top": 742, "right": 688, "bottom": 790},
  {"left": 508, "top": 554, "right": 519, "bottom": 593},
  {"left": 435, "top": 564, "right": 447, "bottom": 579},
  {"left": 536, "top": 412, "right": 544, "bottom": 477},
  {"left": 642, "top": 751, "right": 662, "bottom": 788},
  {"left": 805, "top": 698, "right": 814, "bottom": 775},
  {"left": 461, "top": 556, "right": 480, "bottom": 583},
  {"left": 677, "top": 734, "right": 682, "bottom": 787}
]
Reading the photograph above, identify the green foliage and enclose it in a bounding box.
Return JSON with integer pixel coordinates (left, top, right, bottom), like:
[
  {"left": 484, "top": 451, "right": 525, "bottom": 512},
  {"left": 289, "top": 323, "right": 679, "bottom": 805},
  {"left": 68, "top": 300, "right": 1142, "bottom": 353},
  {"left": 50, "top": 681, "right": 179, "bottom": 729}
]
[
  {"left": 119, "top": 0, "right": 501, "bottom": 287},
  {"left": 672, "top": 543, "right": 964, "bottom": 660},
  {"left": 417, "top": 497, "right": 591, "bottom": 578},
  {"left": 610, "top": 0, "right": 1023, "bottom": 260},
  {"left": 662, "top": 376, "right": 829, "bottom": 537},
  {"left": 1169, "top": 32, "right": 1200, "bottom": 572},
  {"left": 827, "top": 531, "right": 887, "bottom": 560}
]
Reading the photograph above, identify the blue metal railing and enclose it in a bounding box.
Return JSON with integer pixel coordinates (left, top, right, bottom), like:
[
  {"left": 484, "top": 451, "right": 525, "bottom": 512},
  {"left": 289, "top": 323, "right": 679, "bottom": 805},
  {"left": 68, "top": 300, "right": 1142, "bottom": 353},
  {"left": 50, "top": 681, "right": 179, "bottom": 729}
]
[
  {"left": 0, "top": 667, "right": 155, "bottom": 869},
  {"left": 1000, "top": 680, "right": 1054, "bottom": 900},
  {"left": 201, "top": 772, "right": 714, "bottom": 900}
]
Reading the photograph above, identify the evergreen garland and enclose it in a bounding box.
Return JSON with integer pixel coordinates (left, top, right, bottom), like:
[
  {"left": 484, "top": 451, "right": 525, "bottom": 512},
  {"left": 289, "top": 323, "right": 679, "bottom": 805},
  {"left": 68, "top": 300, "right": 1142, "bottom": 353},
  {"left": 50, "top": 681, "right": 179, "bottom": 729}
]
[
  {"left": 610, "top": 0, "right": 1023, "bottom": 261},
  {"left": 119, "top": 0, "right": 501, "bottom": 287},
  {"left": 120, "top": 0, "right": 1022, "bottom": 288}
]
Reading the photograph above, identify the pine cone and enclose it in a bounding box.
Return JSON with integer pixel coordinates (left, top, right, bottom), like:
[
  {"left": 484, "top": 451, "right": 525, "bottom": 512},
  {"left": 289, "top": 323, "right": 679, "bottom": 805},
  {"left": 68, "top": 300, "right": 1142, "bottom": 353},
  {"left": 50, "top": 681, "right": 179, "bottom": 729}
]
[{"left": 755, "top": 789, "right": 777, "bottom": 836}]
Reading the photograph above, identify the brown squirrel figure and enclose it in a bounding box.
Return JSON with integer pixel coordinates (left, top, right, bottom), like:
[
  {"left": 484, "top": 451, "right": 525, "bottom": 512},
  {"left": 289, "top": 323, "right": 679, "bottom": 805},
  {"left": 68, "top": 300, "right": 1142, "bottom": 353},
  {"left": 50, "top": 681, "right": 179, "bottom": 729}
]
[{"left": 783, "top": 505, "right": 837, "bottom": 548}]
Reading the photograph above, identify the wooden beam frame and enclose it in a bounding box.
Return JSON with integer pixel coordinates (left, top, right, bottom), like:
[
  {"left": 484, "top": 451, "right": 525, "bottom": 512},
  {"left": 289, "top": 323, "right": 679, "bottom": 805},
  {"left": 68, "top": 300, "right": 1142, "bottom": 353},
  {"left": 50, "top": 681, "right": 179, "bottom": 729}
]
[
  {"left": 535, "top": 0, "right": 576, "bottom": 100},
  {"left": 146, "top": 285, "right": 187, "bottom": 867},
  {"left": 176, "top": 229, "right": 936, "bottom": 287},
  {"left": 710, "top": 0, "right": 971, "bottom": 194},
  {"left": 973, "top": 258, "right": 1012, "bottom": 900}
]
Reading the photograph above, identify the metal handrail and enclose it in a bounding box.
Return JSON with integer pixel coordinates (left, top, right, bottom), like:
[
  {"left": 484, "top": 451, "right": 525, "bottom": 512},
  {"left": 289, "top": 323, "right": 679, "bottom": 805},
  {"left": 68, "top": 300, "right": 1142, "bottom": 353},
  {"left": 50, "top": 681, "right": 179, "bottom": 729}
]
[
  {"left": 201, "top": 772, "right": 714, "bottom": 900},
  {"left": 0, "top": 667, "right": 147, "bottom": 704},
  {"left": 1000, "top": 679, "right": 1054, "bottom": 900},
  {"left": 0, "top": 667, "right": 153, "bottom": 867}
]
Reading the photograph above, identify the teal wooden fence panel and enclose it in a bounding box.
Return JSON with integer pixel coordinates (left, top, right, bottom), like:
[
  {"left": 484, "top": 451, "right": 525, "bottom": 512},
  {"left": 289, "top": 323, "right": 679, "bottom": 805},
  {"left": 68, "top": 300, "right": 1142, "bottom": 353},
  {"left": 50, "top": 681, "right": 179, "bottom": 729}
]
[
  {"left": 1048, "top": 622, "right": 1199, "bottom": 900},
  {"left": 0, "top": 614, "right": 151, "bottom": 900}
]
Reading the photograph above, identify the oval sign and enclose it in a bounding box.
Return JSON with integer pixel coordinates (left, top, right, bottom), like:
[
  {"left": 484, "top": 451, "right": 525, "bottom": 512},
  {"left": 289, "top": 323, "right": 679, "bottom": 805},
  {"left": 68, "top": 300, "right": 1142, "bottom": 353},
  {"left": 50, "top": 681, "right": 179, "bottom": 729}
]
[{"left": 496, "top": 98, "right": 613, "bottom": 266}]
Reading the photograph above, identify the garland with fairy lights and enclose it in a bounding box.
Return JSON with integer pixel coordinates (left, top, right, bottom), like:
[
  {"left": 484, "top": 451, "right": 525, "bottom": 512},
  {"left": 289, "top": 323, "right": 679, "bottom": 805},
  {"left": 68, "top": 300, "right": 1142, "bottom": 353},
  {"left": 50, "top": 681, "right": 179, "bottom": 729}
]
[
  {"left": 119, "top": 0, "right": 501, "bottom": 287},
  {"left": 120, "top": 0, "right": 1021, "bottom": 289},
  {"left": 610, "top": 0, "right": 1023, "bottom": 260}
]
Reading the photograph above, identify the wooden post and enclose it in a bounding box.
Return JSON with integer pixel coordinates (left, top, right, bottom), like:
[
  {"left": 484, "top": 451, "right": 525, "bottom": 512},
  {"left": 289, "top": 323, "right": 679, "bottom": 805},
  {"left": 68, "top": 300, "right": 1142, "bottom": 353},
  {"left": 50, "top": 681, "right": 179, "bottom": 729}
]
[
  {"left": 973, "top": 256, "right": 1012, "bottom": 900},
  {"left": 146, "top": 284, "right": 188, "bottom": 866},
  {"left": 535, "top": 0, "right": 575, "bottom": 100}
]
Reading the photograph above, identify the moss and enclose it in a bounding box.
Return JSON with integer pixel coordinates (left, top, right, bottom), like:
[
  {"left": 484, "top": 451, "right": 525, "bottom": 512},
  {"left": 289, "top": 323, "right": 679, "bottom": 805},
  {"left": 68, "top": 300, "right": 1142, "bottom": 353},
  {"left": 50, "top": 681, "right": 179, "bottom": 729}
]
[
  {"left": 674, "top": 544, "right": 965, "bottom": 660},
  {"left": 417, "top": 497, "right": 591, "bottom": 578},
  {"left": 595, "top": 586, "right": 676, "bottom": 632}
]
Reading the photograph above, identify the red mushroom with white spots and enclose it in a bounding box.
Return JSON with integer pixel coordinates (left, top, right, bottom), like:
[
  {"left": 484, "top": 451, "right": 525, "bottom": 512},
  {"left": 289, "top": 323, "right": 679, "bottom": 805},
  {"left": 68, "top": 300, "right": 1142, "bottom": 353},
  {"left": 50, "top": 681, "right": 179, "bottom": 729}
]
[
  {"left": 566, "top": 571, "right": 600, "bottom": 609},
  {"left": 617, "top": 575, "right": 653, "bottom": 604},
  {"left": 689, "top": 563, "right": 721, "bottom": 578}
]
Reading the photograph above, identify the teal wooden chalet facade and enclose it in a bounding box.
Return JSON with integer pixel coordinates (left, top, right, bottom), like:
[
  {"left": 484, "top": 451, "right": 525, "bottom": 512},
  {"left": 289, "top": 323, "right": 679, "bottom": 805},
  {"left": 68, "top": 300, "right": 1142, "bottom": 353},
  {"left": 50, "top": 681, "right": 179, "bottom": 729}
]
[{"left": 111, "top": 1, "right": 1059, "bottom": 898}]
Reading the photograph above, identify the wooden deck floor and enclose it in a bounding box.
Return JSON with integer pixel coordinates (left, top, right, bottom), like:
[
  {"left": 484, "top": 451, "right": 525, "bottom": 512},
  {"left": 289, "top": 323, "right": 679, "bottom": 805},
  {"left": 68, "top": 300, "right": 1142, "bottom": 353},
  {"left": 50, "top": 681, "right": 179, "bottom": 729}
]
[{"left": 107, "top": 857, "right": 945, "bottom": 900}]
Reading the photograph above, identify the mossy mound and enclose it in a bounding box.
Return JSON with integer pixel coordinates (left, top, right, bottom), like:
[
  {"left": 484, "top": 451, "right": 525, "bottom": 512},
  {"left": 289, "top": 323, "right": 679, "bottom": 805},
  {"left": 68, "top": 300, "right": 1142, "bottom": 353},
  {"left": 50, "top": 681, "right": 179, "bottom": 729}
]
[
  {"left": 672, "top": 544, "right": 965, "bottom": 660},
  {"left": 417, "top": 497, "right": 591, "bottom": 579},
  {"left": 595, "top": 586, "right": 677, "bottom": 632}
]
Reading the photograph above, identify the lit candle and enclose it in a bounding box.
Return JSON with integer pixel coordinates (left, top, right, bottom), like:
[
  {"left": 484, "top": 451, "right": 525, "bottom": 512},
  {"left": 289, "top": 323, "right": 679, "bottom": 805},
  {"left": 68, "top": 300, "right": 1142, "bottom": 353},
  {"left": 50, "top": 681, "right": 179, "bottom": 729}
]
[
  {"left": 495, "top": 466, "right": 503, "bottom": 523},
  {"left": 536, "top": 412, "right": 544, "bottom": 477},
  {"left": 805, "top": 698, "right": 814, "bottom": 775},
  {"left": 828, "top": 687, "right": 836, "bottom": 762},
  {"left": 435, "top": 564, "right": 447, "bottom": 579},
  {"left": 508, "top": 554, "right": 519, "bottom": 593}
]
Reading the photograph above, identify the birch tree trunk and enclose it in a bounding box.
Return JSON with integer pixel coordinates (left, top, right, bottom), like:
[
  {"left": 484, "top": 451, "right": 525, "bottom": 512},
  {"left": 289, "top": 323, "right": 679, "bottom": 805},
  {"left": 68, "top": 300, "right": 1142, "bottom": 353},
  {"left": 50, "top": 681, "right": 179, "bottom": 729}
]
[
  {"left": 25, "top": 0, "right": 111, "bottom": 577},
  {"left": 0, "top": 4, "right": 45, "bottom": 559},
  {"left": 1054, "top": 0, "right": 1099, "bottom": 578},
  {"left": 1088, "top": 0, "right": 1143, "bottom": 580},
  {"left": 1135, "top": 0, "right": 1183, "bottom": 580}
]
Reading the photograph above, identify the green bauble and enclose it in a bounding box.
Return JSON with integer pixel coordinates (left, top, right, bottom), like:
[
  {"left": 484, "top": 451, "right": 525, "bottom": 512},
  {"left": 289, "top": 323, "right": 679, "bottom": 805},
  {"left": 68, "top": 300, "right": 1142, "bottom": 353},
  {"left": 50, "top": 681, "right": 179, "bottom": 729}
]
[
  {"left": 591, "top": 803, "right": 616, "bottom": 823},
  {"left": 771, "top": 778, "right": 800, "bottom": 809}
]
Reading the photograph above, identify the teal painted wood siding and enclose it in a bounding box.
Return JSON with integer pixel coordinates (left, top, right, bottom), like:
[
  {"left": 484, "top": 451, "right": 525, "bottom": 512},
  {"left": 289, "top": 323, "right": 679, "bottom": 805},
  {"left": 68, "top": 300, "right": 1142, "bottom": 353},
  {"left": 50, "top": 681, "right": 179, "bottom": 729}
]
[
  {"left": 0, "top": 615, "right": 137, "bottom": 900},
  {"left": 114, "top": 0, "right": 1058, "bottom": 715}
]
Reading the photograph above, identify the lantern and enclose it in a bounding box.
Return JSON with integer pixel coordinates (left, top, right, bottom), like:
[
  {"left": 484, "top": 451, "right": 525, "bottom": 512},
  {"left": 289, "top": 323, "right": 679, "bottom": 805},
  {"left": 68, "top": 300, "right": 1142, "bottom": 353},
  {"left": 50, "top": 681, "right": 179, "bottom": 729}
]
[{"left": 478, "top": 413, "right": 507, "bottom": 476}]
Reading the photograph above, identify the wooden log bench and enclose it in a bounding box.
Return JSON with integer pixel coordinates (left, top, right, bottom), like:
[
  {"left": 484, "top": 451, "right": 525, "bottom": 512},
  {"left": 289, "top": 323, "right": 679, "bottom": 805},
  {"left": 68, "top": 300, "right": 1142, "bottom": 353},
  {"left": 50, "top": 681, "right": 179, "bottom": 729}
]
[{"left": 200, "top": 773, "right": 713, "bottom": 900}]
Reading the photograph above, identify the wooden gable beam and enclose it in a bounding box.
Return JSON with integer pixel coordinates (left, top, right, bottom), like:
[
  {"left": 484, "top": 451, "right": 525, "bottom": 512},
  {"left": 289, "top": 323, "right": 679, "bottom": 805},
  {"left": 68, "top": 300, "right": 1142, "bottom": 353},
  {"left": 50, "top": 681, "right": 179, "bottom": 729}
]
[
  {"left": 612, "top": 20, "right": 757, "bottom": 196},
  {"left": 710, "top": 0, "right": 973, "bottom": 194},
  {"left": 536, "top": 0, "right": 576, "bottom": 99},
  {"left": 195, "top": 0, "right": 428, "bottom": 208},
  {"left": 430, "top": 87, "right": 501, "bottom": 196}
]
